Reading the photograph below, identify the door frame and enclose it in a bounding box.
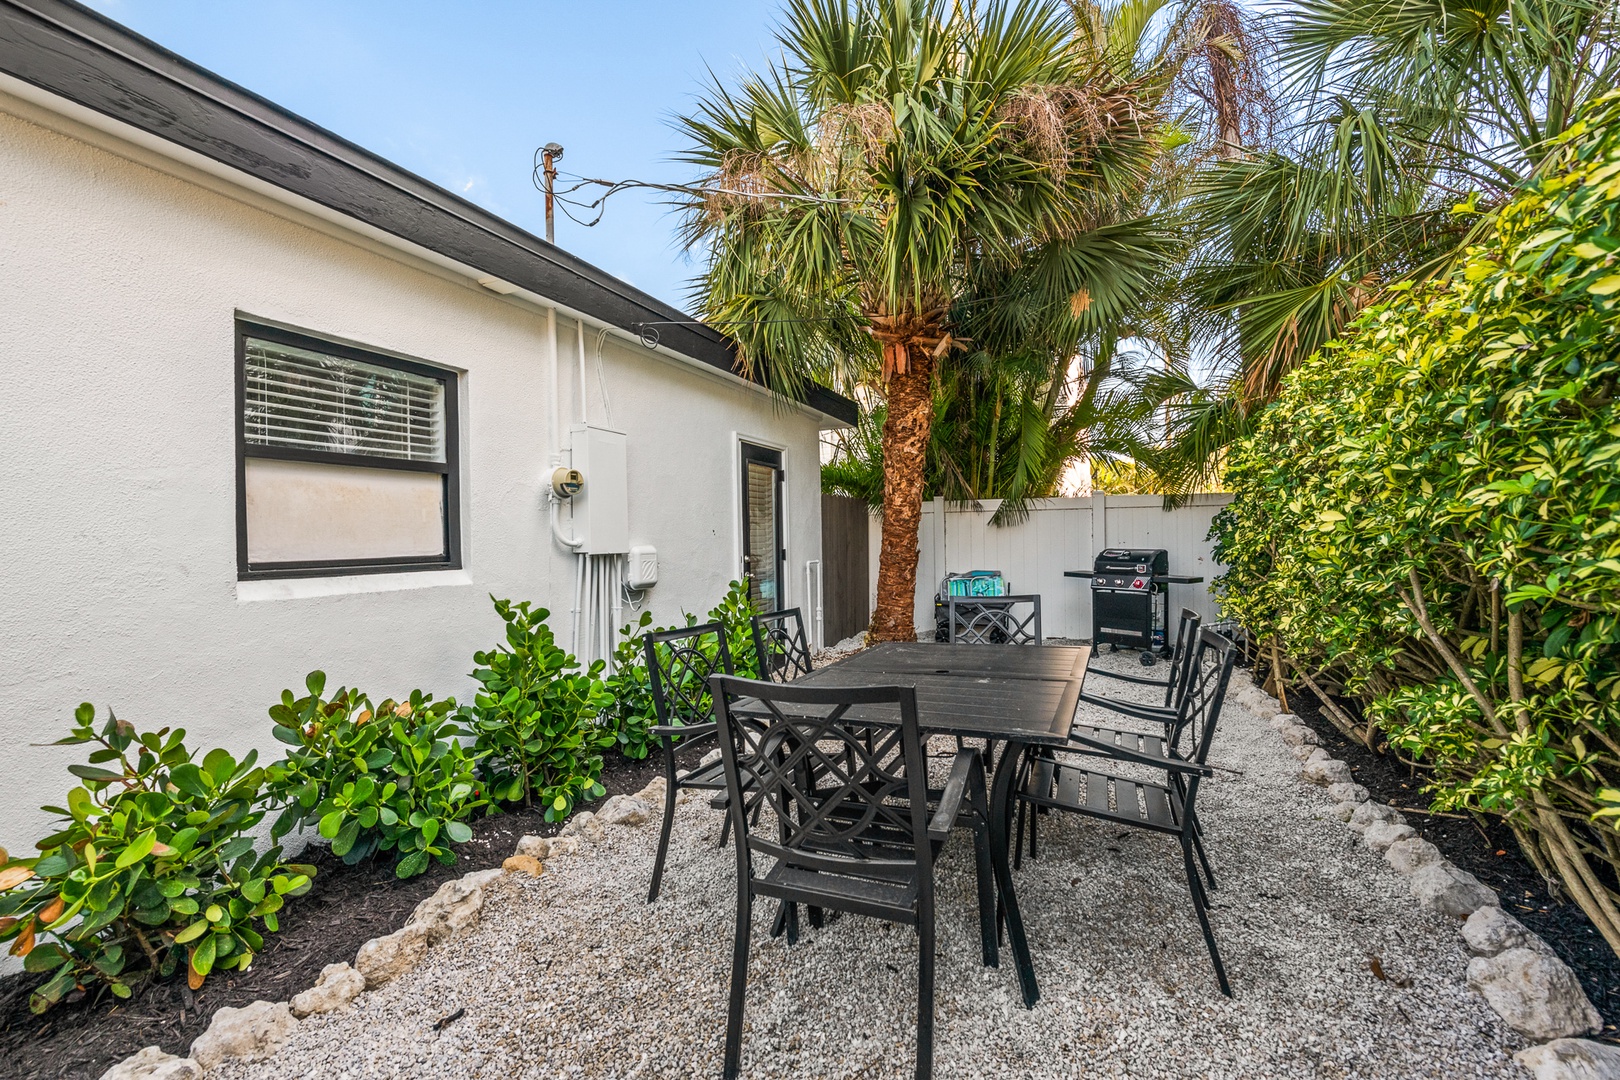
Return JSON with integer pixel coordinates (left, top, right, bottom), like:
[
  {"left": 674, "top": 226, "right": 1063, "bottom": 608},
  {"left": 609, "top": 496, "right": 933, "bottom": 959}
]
[{"left": 738, "top": 439, "right": 786, "bottom": 608}]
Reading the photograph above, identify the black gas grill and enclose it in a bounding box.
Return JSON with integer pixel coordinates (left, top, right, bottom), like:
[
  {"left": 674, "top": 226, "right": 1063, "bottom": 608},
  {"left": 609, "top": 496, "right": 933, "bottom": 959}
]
[
  {"left": 1064, "top": 549, "right": 1205, "bottom": 665},
  {"left": 1090, "top": 548, "right": 1167, "bottom": 655}
]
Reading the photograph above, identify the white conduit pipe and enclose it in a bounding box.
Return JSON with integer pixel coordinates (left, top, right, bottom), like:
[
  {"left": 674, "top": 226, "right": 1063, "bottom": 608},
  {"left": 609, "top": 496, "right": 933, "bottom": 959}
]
[{"left": 805, "top": 560, "right": 824, "bottom": 650}]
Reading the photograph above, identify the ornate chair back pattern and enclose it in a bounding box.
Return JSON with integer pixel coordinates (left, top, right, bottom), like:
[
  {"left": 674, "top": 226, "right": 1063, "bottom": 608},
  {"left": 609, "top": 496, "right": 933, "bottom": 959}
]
[
  {"left": 751, "top": 608, "right": 814, "bottom": 683},
  {"left": 644, "top": 622, "right": 734, "bottom": 732},
  {"left": 711, "top": 676, "right": 933, "bottom": 892},
  {"left": 948, "top": 594, "right": 1042, "bottom": 645}
]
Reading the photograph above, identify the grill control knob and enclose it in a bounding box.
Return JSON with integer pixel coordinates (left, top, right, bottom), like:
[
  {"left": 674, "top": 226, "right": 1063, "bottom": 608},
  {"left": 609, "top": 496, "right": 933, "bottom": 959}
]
[{"left": 1131, "top": 578, "right": 1146, "bottom": 590}]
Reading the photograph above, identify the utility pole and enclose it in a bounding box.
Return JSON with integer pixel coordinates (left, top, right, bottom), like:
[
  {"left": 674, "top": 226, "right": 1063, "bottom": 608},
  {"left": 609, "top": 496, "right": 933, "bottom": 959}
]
[{"left": 541, "top": 142, "right": 564, "bottom": 245}]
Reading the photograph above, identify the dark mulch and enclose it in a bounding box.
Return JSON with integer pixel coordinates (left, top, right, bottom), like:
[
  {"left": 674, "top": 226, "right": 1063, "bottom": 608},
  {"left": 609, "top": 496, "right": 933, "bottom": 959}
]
[
  {"left": 0, "top": 749, "right": 692, "bottom": 1080},
  {"left": 1283, "top": 684, "right": 1620, "bottom": 1034}
]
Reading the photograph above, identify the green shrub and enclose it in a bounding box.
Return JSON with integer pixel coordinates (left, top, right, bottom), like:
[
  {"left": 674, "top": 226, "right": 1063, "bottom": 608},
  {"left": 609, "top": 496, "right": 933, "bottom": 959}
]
[
  {"left": 466, "top": 598, "right": 614, "bottom": 820},
  {"left": 0, "top": 706, "right": 311, "bottom": 1012},
  {"left": 1214, "top": 91, "right": 1620, "bottom": 952},
  {"left": 265, "top": 673, "right": 486, "bottom": 879},
  {"left": 707, "top": 578, "right": 762, "bottom": 678},
  {"left": 602, "top": 611, "right": 658, "bottom": 760}
]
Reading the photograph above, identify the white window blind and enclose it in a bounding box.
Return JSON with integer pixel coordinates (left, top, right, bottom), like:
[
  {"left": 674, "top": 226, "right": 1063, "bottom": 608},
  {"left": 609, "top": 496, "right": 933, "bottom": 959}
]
[{"left": 243, "top": 337, "right": 445, "bottom": 463}]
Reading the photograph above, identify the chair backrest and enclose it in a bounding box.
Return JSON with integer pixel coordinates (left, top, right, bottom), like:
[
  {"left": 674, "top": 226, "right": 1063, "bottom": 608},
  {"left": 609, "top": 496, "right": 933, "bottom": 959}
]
[
  {"left": 710, "top": 675, "right": 934, "bottom": 895},
  {"left": 948, "top": 594, "right": 1042, "bottom": 645},
  {"left": 1162, "top": 608, "right": 1205, "bottom": 708},
  {"left": 751, "top": 608, "right": 814, "bottom": 683},
  {"left": 644, "top": 622, "right": 734, "bottom": 732},
  {"left": 1168, "top": 626, "right": 1240, "bottom": 766}
]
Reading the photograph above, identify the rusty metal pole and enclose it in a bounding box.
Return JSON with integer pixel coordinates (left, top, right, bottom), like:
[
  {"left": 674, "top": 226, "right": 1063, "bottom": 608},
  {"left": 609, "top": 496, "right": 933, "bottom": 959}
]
[{"left": 541, "top": 142, "right": 564, "bottom": 245}]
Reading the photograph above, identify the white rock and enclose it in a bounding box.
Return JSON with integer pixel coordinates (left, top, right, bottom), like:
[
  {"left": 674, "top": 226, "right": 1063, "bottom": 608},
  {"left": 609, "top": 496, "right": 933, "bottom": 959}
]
[
  {"left": 410, "top": 867, "right": 502, "bottom": 945},
  {"left": 514, "top": 834, "right": 552, "bottom": 860},
  {"left": 700, "top": 748, "right": 722, "bottom": 767},
  {"left": 1363, "top": 821, "right": 1417, "bottom": 853},
  {"left": 1291, "top": 744, "right": 1320, "bottom": 762},
  {"left": 597, "top": 794, "right": 653, "bottom": 827},
  {"left": 1467, "top": 947, "right": 1603, "bottom": 1040},
  {"left": 1327, "top": 782, "right": 1369, "bottom": 804},
  {"left": 560, "top": 810, "right": 606, "bottom": 842},
  {"left": 1348, "top": 801, "right": 1402, "bottom": 834},
  {"left": 634, "top": 776, "right": 669, "bottom": 806},
  {"left": 1515, "top": 1038, "right": 1620, "bottom": 1079},
  {"left": 99, "top": 1047, "right": 201, "bottom": 1080},
  {"left": 1302, "top": 756, "right": 1353, "bottom": 786},
  {"left": 1463, "top": 906, "right": 1539, "bottom": 957},
  {"left": 1385, "top": 837, "right": 1444, "bottom": 875},
  {"left": 547, "top": 835, "right": 583, "bottom": 857},
  {"left": 189, "top": 1001, "right": 297, "bottom": 1071},
  {"left": 290, "top": 962, "right": 365, "bottom": 1018},
  {"left": 1267, "top": 715, "right": 1292, "bottom": 732},
  {"left": 354, "top": 921, "right": 430, "bottom": 988},
  {"left": 1411, "top": 862, "right": 1499, "bottom": 918},
  {"left": 1332, "top": 802, "right": 1357, "bottom": 822},
  {"left": 1280, "top": 725, "right": 1321, "bottom": 748}
]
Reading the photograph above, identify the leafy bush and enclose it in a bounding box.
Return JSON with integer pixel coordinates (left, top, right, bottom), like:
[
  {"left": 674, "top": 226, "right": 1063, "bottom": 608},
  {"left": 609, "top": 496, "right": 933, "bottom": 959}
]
[
  {"left": 1214, "top": 92, "right": 1620, "bottom": 952},
  {"left": 265, "top": 673, "right": 486, "bottom": 879},
  {"left": 0, "top": 706, "right": 311, "bottom": 1012},
  {"left": 602, "top": 611, "right": 658, "bottom": 760},
  {"left": 706, "top": 578, "right": 762, "bottom": 678},
  {"left": 466, "top": 598, "right": 614, "bottom": 820}
]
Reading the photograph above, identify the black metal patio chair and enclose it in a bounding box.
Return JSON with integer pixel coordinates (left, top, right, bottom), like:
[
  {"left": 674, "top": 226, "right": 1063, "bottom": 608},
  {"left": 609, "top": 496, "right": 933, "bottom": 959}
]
[
  {"left": 1012, "top": 626, "right": 1240, "bottom": 996},
  {"left": 644, "top": 622, "right": 734, "bottom": 903},
  {"left": 710, "top": 675, "right": 997, "bottom": 1080},
  {"left": 947, "top": 593, "right": 1042, "bottom": 645},
  {"left": 751, "top": 607, "right": 814, "bottom": 682},
  {"left": 1079, "top": 607, "right": 1203, "bottom": 722}
]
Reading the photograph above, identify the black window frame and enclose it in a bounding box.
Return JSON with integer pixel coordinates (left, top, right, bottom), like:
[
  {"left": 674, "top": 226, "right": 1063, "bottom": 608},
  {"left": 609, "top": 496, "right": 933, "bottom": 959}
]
[{"left": 234, "top": 320, "right": 462, "bottom": 581}]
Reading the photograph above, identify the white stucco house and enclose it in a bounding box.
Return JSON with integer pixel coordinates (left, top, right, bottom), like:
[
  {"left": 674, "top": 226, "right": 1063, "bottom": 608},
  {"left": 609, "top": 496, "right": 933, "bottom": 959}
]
[{"left": 0, "top": 0, "right": 855, "bottom": 849}]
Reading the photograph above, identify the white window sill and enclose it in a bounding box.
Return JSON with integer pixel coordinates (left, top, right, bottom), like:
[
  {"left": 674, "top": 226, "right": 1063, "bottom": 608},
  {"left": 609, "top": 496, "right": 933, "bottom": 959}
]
[{"left": 235, "top": 569, "right": 473, "bottom": 603}]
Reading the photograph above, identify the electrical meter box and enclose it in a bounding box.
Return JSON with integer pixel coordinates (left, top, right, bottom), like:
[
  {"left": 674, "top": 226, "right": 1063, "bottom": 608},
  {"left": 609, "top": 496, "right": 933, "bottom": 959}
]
[{"left": 568, "top": 425, "right": 629, "bottom": 554}]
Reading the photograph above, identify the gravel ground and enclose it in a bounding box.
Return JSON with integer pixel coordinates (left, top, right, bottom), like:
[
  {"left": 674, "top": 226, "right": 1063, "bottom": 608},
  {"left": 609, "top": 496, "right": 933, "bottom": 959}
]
[{"left": 212, "top": 650, "right": 1525, "bottom": 1080}]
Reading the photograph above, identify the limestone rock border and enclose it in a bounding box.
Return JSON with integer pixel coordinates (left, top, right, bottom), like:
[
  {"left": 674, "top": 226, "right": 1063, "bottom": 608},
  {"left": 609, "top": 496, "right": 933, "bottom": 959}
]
[
  {"left": 98, "top": 775, "right": 669, "bottom": 1079},
  {"left": 1242, "top": 670, "right": 1608, "bottom": 1063}
]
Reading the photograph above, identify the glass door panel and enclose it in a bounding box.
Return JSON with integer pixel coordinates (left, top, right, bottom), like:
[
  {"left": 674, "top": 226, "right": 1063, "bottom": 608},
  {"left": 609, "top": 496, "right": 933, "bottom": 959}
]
[{"left": 741, "top": 444, "right": 784, "bottom": 610}]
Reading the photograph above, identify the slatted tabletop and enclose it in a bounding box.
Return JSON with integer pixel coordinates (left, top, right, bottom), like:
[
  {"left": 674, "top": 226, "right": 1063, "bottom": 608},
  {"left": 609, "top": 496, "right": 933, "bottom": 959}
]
[{"left": 782, "top": 642, "right": 1090, "bottom": 745}]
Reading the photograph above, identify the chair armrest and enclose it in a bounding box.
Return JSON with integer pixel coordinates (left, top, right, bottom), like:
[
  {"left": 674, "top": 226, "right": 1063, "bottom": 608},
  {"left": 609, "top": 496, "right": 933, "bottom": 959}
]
[
  {"left": 651, "top": 721, "right": 717, "bottom": 739},
  {"left": 1064, "top": 731, "right": 1212, "bottom": 777},
  {"left": 1085, "top": 667, "right": 1172, "bottom": 689},
  {"left": 927, "top": 750, "right": 978, "bottom": 842},
  {"left": 1078, "top": 692, "right": 1176, "bottom": 724}
]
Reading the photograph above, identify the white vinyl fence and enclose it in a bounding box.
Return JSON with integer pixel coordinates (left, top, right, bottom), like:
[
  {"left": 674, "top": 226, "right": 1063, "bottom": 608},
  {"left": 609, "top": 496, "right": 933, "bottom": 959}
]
[{"left": 866, "top": 494, "right": 1234, "bottom": 641}]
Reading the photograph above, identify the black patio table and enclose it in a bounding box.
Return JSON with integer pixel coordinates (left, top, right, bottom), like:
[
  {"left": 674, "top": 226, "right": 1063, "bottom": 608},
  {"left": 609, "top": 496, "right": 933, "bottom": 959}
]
[{"left": 738, "top": 641, "right": 1089, "bottom": 1008}]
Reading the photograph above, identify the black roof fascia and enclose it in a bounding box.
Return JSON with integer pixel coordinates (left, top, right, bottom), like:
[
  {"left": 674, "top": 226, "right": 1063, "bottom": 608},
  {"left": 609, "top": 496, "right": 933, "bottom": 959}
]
[{"left": 0, "top": 0, "right": 858, "bottom": 426}]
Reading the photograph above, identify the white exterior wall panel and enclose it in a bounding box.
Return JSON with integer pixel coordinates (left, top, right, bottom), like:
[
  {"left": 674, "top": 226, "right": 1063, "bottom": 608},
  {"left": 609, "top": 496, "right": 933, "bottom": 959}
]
[
  {"left": 0, "top": 98, "right": 826, "bottom": 850},
  {"left": 868, "top": 495, "right": 1234, "bottom": 639}
]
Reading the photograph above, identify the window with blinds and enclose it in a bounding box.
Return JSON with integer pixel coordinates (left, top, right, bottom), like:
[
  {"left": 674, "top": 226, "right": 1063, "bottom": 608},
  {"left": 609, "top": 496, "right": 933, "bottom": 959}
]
[
  {"left": 236, "top": 322, "right": 459, "bottom": 580},
  {"left": 243, "top": 338, "right": 444, "bottom": 463}
]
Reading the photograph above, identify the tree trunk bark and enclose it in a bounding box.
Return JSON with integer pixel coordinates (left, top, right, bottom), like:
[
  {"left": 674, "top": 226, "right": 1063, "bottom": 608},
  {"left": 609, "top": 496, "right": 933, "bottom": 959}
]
[{"left": 869, "top": 351, "right": 935, "bottom": 642}]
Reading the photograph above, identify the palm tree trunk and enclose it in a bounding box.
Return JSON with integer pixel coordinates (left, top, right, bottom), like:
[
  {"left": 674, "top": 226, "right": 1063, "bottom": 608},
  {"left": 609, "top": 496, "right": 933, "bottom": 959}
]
[{"left": 870, "top": 350, "right": 935, "bottom": 642}]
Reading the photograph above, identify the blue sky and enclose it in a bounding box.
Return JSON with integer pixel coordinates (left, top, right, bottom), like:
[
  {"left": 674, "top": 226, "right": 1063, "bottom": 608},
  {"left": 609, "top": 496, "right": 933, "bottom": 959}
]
[{"left": 83, "top": 0, "right": 783, "bottom": 309}]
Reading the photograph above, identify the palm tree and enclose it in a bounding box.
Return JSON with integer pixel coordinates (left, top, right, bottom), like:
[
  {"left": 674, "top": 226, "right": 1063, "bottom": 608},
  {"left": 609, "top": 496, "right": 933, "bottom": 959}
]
[
  {"left": 1150, "top": 0, "right": 1620, "bottom": 490},
  {"left": 678, "top": 0, "right": 1168, "bottom": 640}
]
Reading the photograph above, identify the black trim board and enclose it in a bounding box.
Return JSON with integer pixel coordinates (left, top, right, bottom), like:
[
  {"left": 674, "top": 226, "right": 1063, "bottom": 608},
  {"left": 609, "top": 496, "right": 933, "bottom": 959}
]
[{"left": 0, "top": 0, "right": 858, "bottom": 426}]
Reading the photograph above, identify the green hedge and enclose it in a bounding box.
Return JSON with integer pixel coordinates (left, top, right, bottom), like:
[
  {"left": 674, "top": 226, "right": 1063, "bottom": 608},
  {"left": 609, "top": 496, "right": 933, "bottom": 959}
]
[{"left": 1215, "top": 92, "right": 1620, "bottom": 952}]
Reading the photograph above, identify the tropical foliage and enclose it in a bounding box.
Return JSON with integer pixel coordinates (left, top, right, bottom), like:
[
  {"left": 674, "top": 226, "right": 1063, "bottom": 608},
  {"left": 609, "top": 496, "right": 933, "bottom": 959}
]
[
  {"left": 679, "top": 0, "right": 1169, "bottom": 635},
  {"left": 2, "top": 707, "right": 311, "bottom": 1011},
  {"left": 1213, "top": 93, "right": 1620, "bottom": 952},
  {"left": 267, "top": 675, "right": 487, "bottom": 879},
  {"left": 466, "top": 597, "right": 615, "bottom": 820},
  {"left": 1153, "top": 0, "right": 1620, "bottom": 489}
]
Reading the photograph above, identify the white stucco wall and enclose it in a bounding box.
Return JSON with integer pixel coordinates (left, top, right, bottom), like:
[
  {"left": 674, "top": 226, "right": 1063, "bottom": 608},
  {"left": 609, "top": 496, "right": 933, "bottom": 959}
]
[{"left": 0, "top": 93, "right": 828, "bottom": 854}]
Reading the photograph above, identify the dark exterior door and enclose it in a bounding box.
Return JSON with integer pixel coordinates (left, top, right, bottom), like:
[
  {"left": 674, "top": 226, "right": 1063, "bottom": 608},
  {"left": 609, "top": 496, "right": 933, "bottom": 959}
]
[{"left": 741, "top": 443, "right": 785, "bottom": 610}]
